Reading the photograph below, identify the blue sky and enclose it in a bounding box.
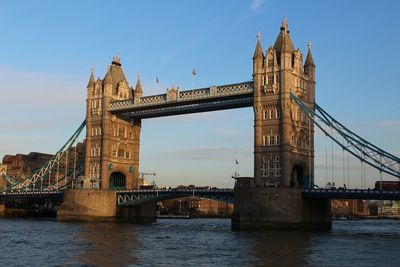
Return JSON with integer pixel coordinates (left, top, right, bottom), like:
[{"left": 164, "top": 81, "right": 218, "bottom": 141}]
[{"left": 0, "top": 0, "right": 399, "bottom": 188}]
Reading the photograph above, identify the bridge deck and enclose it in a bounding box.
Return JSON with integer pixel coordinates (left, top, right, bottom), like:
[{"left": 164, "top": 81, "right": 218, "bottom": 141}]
[
  {"left": 2, "top": 188, "right": 400, "bottom": 203},
  {"left": 116, "top": 188, "right": 234, "bottom": 206},
  {"left": 302, "top": 189, "right": 400, "bottom": 200},
  {"left": 109, "top": 82, "right": 254, "bottom": 119}
]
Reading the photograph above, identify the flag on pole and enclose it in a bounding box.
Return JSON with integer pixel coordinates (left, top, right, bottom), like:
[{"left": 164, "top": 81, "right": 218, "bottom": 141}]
[
  {"left": 156, "top": 76, "right": 159, "bottom": 83},
  {"left": 192, "top": 69, "right": 197, "bottom": 76},
  {"left": 235, "top": 160, "right": 239, "bottom": 165}
]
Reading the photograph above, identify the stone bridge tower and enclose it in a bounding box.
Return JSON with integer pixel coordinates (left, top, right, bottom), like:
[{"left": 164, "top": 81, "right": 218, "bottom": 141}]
[
  {"left": 253, "top": 17, "right": 315, "bottom": 189},
  {"left": 233, "top": 18, "right": 330, "bottom": 230},
  {"left": 85, "top": 55, "right": 142, "bottom": 190}
]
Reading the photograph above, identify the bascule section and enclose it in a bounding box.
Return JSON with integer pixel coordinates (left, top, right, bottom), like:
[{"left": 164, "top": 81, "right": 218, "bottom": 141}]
[
  {"left": 252, "top": 17, "right": 315, "bottom": 189},
  {"left": 85, "top": 55, "right": 141, "bottom": 190}
]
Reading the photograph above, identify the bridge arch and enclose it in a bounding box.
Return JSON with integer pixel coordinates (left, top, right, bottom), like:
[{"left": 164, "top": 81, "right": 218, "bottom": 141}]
[{"left": 109, "top": 172, "right": 126, "bottom": 190}]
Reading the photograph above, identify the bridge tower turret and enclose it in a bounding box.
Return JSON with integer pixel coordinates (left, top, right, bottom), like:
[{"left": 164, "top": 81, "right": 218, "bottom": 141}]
[
  {"left": 84, "top": 55, "right": 141, "bottom": 190},
  {"left": 253, "top": 17, "right": 315, "bottom": 188}
]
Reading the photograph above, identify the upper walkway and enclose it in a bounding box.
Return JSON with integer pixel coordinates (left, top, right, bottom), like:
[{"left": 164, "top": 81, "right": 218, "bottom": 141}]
[{"left": 109, "top": 81, "right": 254, "bottom": 119}]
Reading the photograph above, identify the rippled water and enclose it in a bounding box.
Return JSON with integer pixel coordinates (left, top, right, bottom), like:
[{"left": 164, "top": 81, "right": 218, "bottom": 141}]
[{"left": 0, "top": 218, "right": 399, "bottom": 266}]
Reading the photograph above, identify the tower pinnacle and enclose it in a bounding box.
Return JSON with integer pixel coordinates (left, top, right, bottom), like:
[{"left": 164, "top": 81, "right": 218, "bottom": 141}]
[
  {"left": 281, "top": 15, "right": 288, "bottom": 31},
  {"left": 112, "top": 52, "right": 121, "bottom": 66},
  {"left": 305, "top": 41, "right": 315, "bottom": 66},
  {"left": 87, "top": 67, "right": 95, "bottom": 88},
  {"left": 104, "top": 64, "right": 112, "bottom": 85},
  {"left": 253, "top": 32, "right": 264, "bottom": 59},
  {"left": 134, "top": 74, "right": 143, "bottom": 97}
]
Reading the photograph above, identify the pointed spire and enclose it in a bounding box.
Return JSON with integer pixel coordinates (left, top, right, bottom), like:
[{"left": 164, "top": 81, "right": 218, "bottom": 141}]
[
  {"left": 104, "top": 64, "right": 112, "bottom": 85},
  {"left": 87, "top": 67, "right": 95, "bottom": 88},
  {"left": 112, "top": 52, "right": 121, "bottom": 66},
  {"left": 274, "top": 16, "right": 295, "bottom": 54},
  {"left": 134, "top": 74, "right": 143, "bottom": 96},
  {"left": 305, "top": 41, "right": 315, "bottom": 66},
  {"left": 253, "top": 32, "right": 264, "bottom": 59},
  {"left": 281, "top": 15, "right": 288, "bottom": 32}
]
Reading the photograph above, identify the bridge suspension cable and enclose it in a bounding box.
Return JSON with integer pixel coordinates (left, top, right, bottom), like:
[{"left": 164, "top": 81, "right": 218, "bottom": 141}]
[
  {"left": 3, "top": 120, "right": 86, "bottom": 191},
  {"left": 291, "top": 92, "right": 400, "bottom": 179}
]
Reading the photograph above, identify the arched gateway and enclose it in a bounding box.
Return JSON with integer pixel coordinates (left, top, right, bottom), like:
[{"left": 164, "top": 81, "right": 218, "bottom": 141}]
[{"left": 109, "top": 172, "right": 126, "bottom": 190}]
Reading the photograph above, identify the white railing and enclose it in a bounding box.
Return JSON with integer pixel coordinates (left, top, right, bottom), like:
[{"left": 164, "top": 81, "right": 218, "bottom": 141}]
[{"left": 109, "top": 81, "right": 253, "bottom": 111}]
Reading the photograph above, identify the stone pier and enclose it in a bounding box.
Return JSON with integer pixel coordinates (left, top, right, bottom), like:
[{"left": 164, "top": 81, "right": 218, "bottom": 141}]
[
  {"left": 232, "top": 187, "right": 331, "bottom": 230},
  {"left": 57, "top": 189, "right": 156, "bottom": 222}
]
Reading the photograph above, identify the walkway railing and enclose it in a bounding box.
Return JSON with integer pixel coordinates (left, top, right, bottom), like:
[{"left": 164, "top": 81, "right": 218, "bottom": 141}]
[{"left": 109, "top": 81, "right": 253, "bottom": 111}]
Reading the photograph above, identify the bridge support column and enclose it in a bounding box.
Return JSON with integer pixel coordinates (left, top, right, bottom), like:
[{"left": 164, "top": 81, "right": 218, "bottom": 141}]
[
  {"left": 117, "top": 203, "right": 157, "bottom": 223},
  {"left": 57, "top": 189, "right": 157, "bottom": 223},
  {"left": 57, "top": 189, "right": 117, "bottom": 221},
  {"left": 232, "top": 187, "right": 331, "bottom": 230}
]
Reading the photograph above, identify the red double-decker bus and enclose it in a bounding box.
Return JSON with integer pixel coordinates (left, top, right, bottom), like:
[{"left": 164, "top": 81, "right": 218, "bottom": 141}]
[{"left": 375, "top": 181, "right": 400, "bottom": 190}]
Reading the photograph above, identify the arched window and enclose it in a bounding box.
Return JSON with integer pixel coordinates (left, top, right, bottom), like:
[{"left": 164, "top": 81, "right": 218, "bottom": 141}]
[
  {"left": 118, "top": 149, "right": 124, "bottom": 158},
  {"left": 276, "top": 108, "right": 281, "bottom": 118}
]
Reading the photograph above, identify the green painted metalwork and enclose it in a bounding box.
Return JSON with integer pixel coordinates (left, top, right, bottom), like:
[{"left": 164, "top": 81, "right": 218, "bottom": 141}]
[
  {"left": 2, "top": 120, "right": 86, "bottom": 191},
  {"left": 291, "top": 92, "right": 400, "bottom": 179}
]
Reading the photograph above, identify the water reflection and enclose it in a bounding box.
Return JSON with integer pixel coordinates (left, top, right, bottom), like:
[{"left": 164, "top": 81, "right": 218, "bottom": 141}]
[
  {"left": 73, "top": 222, "right": 138, "bottom": 266},
  {"left": 249, "top": 230, "right": 311, "bottom": 266}
]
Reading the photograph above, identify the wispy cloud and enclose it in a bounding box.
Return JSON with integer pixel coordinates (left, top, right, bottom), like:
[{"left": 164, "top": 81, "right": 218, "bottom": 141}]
[
  {"left": 0, "top": 66, "right": 85, "bottom": 159},
  {"left": 249, "top": 0, "right": 265, "bottom": 13}
]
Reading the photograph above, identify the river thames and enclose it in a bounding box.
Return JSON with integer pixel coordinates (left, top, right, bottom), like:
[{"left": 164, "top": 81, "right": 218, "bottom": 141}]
[{"left": 0, "top": 218, "right": 399, "bottom": 266}]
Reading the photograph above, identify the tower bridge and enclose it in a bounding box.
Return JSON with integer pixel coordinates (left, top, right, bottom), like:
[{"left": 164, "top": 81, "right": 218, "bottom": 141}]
[{"left": 1, "top": 18, "right": 399, "bottom": 229}]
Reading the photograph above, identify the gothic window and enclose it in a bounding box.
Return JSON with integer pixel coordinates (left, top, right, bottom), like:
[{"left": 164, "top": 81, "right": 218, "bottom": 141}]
[
  {"left": 270, "top": 136, "right": 275, "bottom": 145},
  {"left": 118, "top": 149, "right": 124, "bottom": 158},
  {"left": 111, "top": 144, "right": 117, "bottom": 157},
  {"left": 268, "top": 75, "right": 274, "bottom": 85},
  {"left": 276, "top": 135, "right": 280, "bottom": 145},
  {"left": 269, "top": 109, "right": 275, "bottom": 119},
  {"left": 125, "top": 151, "right": 130, "bottom": 159},
  {"left": 119, "top": 128, "right": 124, "bottom": 138},
  {"left": 268, "top": 59, "right": 273, "bottom": 67},
  {"left": 263, "top": 110, "right": 267, "bottom": 120},
  {"left": 276, "top": 109, "right": 281, "bottom": 118},
  {"left": 263, "top": 136, "right": 269, "bottom": 146}
]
